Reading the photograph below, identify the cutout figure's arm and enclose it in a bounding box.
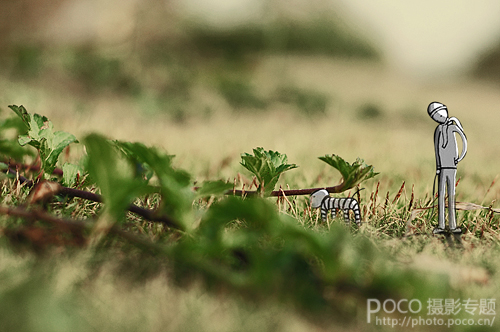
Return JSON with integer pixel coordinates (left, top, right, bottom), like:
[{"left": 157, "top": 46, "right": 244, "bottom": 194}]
[
  {"left": 434, "top": 127, "right": 441, "bottom": 172},
  {"left": 455, "top": 128, "right": 467, "bottom": 164}
]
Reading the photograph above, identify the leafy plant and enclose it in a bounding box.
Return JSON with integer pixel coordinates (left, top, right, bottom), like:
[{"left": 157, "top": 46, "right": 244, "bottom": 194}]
[
  {"left": 84, "top": 134, "right": 154, "bottom": 223},
  {"left": 319, "top": 154, "right": 378, "bottom": 192},
  {"left": 9, "top": 105, "right": 78, "bottom": 179},
  {"left": 240, "top": 148, "right": 298, "bottom": 196},
  {"left": 113, "top": 140, "right": 193, "bottom": 225}
]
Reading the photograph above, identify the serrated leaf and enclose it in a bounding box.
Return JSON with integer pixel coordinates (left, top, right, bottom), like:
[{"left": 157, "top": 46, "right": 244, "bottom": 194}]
[
  {"left": 8, "top": 105, "right": 30, "bottom": 129},
  {"left": 29, "top": 114, "right": 49, "bottom": 141},
  {"left": 319, "top": 154, "right": 378, "bottom": 192},
  {"left": 9, "top": 105, "right": 78, "bottom": 179},
  {"left": 52, "top": 131, "right": 78, "bottom": 152},
  {"left": 17, "top": 135, "right": 32, "bottom": 146},
  {"left": 42, "top": 131, "right": 78, "bottom": 177},
  {"left": 240, "top": 147, "right": 298, "bottom": 196}
]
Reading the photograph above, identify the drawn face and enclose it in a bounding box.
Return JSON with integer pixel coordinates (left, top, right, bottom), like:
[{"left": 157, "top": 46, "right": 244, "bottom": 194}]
[
  {"left": 310, "top": 189, "right": 328, "bottom": 208},
  {"left": 432, "top": 109, "right": 448, "bottom": 124}
]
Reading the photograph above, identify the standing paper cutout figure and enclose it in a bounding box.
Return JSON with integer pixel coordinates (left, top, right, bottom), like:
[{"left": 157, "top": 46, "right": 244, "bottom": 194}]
[{"left": 427, "top": 102, "right": 467, "bottom": 235}]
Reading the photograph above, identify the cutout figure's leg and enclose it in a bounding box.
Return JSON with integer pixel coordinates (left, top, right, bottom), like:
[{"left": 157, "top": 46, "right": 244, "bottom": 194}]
[
  {"left": 447, "top": 170, "right": 457, "bottom": 230},
  {"left": 437, "top": 171, "right": 446, "bottom": 230}
]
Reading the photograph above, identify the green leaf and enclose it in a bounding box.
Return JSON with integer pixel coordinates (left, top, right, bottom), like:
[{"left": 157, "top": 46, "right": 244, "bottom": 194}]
[
  {"left": 0, "top": 108, "right": 34, "bottom": 160},
  {"left": 42, "top": 131, "right": 78, "bottom": 176},
  {"left": 319, "top": 154, "right": 378, "bottom": 191},
  {"left": 195, "top": 180, "right": 233, "bottom": 198},
  {"left": 112, "top": 141, "right": 190, "bottom": 188},
  {"left": 28, "top": 113, "right": 49, "bottom": 142},
  {"left": 240, "top": 147, "right": 298, "bottom": 196},
  {"left": 198, "top": 196, "right": 281, "bottom": 241},
  {"left": 113, "top": 141, "right": 174, "bottom": 182},
  {"left": 7, "top": 105, "right": 30, "bottom": 129},
  {"left": 113, "top": 140, "right": 192, "bottom": 225},
  {"left": 17, "top": 135, "right": 32, "bottom": 146},
  {"left": 84, "top": 134, "right": 153, "bottom": 222},
  {"left": 9, "top": 105, "right": 77, "bottom": 179}
]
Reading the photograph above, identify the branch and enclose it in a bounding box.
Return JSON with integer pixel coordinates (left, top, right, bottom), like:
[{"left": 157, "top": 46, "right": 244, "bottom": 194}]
[
  {"left": 228, "top": 184, "right": 345, "bottom": 197},
  {"left": 0, "top": 205, "right": 165, "bottom": 254},
  {"left": 3, "top": 167, "right": 34, "bottom": 187},
  {"left": 4, "top": 160, "right": 346, "bottom": 197},
  {"left": 0, "top": 205, "right": 85, "bottom": 231},
  {"left": 1, "top": 167, "right": 182, "bottom": 230},
  {"left": 59, "top": 187, "right": 181, "bottom": 230}
]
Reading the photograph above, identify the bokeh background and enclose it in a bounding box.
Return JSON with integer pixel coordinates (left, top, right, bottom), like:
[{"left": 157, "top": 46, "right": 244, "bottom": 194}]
[{"left": 1, "top": 0, "right": 499, "bottom": 195}]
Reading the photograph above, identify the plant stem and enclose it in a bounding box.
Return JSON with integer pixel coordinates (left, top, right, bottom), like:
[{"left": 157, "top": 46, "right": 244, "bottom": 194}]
[
  {"left": 1, "top": 167, "right": 182, "bottom": 230},
  {"left": 0, "top": 205, "right": 165, "bottom": 253},
  {"left": 228, "top": 184, "right": 344, "bottom": 197},
  {"left": 59, "top": 187, "right": 181, "bottom": 230}
]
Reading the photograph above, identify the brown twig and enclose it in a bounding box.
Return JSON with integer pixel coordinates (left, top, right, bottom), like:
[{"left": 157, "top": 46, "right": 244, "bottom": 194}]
[
  {"left": 5, "top": 160, "right": 346, "bottom": 197},
  {"left": 0, "top": 205, "right": 87, "bottom": 232},
  {"left": 0, "top": 205, "right": 164, "bottom": 253},
  {"left": 228, "top": 184, "right": 345, "bottom": 197},
  {"left": 1, "top": 167, "right": 181, "bottom": 230},
  {"left": 4, "top": 167, "right": 34, "bottom": 187},
  {"left": 59, "top": 187, "right": 181, "bottom": 230}
]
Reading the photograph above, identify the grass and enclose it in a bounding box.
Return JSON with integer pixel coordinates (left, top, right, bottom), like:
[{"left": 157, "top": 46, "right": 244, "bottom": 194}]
[{"left": 0, "top": 165, "right": 498, "bottom": 331}]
